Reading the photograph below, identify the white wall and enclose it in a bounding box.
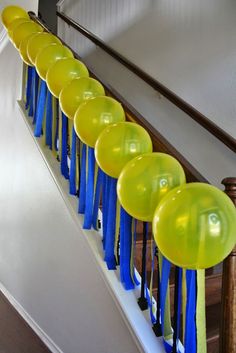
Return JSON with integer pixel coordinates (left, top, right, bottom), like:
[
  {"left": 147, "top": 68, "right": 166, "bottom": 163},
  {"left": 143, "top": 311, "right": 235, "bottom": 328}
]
[{"left": 59, "top": 0, "right": 236, "bottom": 140}]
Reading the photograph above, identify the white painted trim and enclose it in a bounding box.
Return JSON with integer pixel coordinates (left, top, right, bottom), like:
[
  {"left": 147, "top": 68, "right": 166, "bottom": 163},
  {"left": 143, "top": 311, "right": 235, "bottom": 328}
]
[{"left": 0, "top": 282, "right": 63, "bottom": 353}]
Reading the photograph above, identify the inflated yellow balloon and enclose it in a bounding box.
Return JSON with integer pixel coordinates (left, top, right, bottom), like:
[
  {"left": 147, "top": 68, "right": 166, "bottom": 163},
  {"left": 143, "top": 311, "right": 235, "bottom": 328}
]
[
  {"left": 153, "top": 183, "right": 236, "bottom": 269},
  {"left": 27, "top": 32, "right": 61, "bottom": 66},
  {"left": 1, "top": 5, "right": 29, "bottom": 29},
  {"left": 74, "top": 96, "right": 125, "bottom": 147},
  {"left": 95, "top": 122, "right": 153, "bottom": 178},
  {"left": 117, "top": 153, "right": 186, "bottom": 222},
  {"left": 46, "top": 58, "right": 89, "bottom": 98},
  {"left": 8, "top": 18, "right": 30, "bottom": 42},
  {"left": 35, "top": 44, "right": 73, "bottom": 80},
  {"left": 12, "top": 20, "right": 43, "bottom": 49},
  {"left": 19, "top": 32, "right": 37, "bottom": 66},
  {"left": 59, "top": 77, "right": 105, "bottom": 119}
]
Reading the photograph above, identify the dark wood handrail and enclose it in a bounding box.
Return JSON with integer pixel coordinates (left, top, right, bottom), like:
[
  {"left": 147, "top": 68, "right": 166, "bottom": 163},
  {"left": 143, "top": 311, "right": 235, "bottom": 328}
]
[
  {"left": 28, "top": 11, "right": 208, "bottom": 183},
  {"left": 56, "top": 10, "right": 236, "bottom": 154}
]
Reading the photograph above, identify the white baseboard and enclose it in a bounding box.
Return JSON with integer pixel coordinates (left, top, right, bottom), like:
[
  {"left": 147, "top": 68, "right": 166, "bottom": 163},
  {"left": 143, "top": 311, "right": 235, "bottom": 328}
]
[{"left": 0, "top": 282, "right": 63, "bottom": 353}]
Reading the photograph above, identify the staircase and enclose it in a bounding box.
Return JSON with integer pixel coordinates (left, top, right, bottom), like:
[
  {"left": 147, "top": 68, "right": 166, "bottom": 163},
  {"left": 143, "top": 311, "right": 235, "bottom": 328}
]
[
  {"left": 135, "top": 222, "right": 222, "bottom": 353},
  {"left": 27, "top": 11, "right": 236, "bottom": 353}
]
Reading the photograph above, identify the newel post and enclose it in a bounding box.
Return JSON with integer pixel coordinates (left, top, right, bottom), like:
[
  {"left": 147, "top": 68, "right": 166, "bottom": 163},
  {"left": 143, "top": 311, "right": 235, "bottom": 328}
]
[{"left": 220, "top": 177, "right": 236, "bottom": 353}]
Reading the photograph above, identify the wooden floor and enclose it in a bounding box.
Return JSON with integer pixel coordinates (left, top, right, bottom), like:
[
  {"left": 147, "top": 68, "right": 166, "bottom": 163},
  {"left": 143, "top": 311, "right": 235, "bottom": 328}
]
[{"left": 0, "top": 292, "right": 51, "bottom": 353}]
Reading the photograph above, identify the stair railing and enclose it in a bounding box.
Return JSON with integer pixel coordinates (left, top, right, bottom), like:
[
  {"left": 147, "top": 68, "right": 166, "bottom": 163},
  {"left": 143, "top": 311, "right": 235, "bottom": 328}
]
[{"left": 28, "top": 11, "right": 236, "bottom": 352}]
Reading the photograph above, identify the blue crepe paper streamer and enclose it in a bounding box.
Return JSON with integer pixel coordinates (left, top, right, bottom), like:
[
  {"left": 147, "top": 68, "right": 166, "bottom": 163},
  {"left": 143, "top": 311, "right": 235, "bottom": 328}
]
[
  {"left": 78, "top": 143, "right": 87, "bottom": 214},
  {"left": 28, "top": 68, "right": 35, "bottom": 117},
  {"left": 184, "top": 270, "right": 197, "bottom": 353},
  {"left": 119, "top": 207, "right": 135, "bottom": 289},
  {"left": 176, "top": 268, "right": 183, "bottom": 349},
  {"left": 119, "top": 206, "right": 125, "bottom": 283},
  {"left": 133, "top": 220, "right": 140, "bottom": 286},
  {"left": 104, "top": 176, "right": 117, "bottom": 270},
  {"left": 102, "top": 172, "right": 110, "bottom": 250},
  {"left": 92, "top": 167, "right": 103, "bottom": 230},
  {"left": 25, "top": 66, "right": 33, "bottom": 111},
  {"left": 172, "top": 267, "right": 183, "bottom": 352},
  {"left": 61, "top": 113, "right": 69, "bottom": 179},
  {"left": 32, "top": 69, "right": 39, "bottom": 124},
  {"left": 83, "top": 147, "right": 95, "bottom": 229},
  {"left": 69, "top": 128, "right": 77, "bottom": 195},
  {"left": 54, "top": 100, "right": 59, "bottom": 151},
  {"left": 34, "top": 80, "right": 47, "bottom": 137},
  {"left": 28, "top": 81, "right": 34, "bottom": 117},
  {"left": 45, "top": 90, "right": 52, "bottom": 149}
]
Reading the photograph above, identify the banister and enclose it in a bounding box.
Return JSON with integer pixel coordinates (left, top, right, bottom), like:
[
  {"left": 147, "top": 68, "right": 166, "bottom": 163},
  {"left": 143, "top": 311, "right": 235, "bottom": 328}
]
[
  {"left": 28, "top": 13, "right": 236, "bottom": 351},
  {"left": 220, "top": 177, "right": 236, "bottom": 353},
  {"left": 28, "top": 11, "right": 208, "bottom": 184},
  {"left": 56, "top": 10, "right": 236, "bottom": 154}
]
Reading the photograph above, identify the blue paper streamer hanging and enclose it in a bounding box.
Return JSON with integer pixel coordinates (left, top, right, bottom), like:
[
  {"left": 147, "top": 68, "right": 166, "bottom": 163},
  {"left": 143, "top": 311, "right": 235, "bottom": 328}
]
[
  {"left": 132, "top": 220, "right": 140, "bottom": 286},
  {"left": 176, "top": 268, "right": 183, "bottom": 350},
  {"left": 104, "top": 176, "right": 117, "bottom": 270},
  {"left": 92, "top": 167, "right": 103, "bottom": 230},
  {"left": 172, "top": 267, "right": 183, "bottom": 353},
  {"left": 61, "top": 113, "right": 69, "bottom": 179},
  {"left": 184, "top": 270, "right": 197, "bottom": 353},
  {"left": 69, "top": 127, "right": 77, "bottom": 195},
  {"left": 32, "top": 68, "right": 39, "bottom": 124},
  {"left": 54, "top": 101, "right": 59, "bottom": 152},
  {"left": 45, "top": 90, "right": 52, "bottom": 149},
  {"left": 102, "top": 172, "right": 110, "bottom": 250},
  {"left": 34, "top": 80, "right": 47, "bottom": 137},
  {"left": 25, "top": 66, "right": 33, "bottom": 111},
  {"left": 28, "top": 68, "right": 39, "bottom": 119},
  {"left": 119, "top": 207, "right": 135, "bottom": 289},
  {"left": 83, "top": 147, "right": 95, "bottom": 229},
  {"left": 78, "top": 143, "right": 87, "bottom": 214}
]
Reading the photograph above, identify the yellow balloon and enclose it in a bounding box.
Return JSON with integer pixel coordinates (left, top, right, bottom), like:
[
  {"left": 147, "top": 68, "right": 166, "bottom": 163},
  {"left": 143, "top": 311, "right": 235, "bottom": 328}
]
[
  {"left": 59, "top": 77, "right": 105, "bottom": 119},
  {"left": 19, "top": 32, "right": 38, "bottom": 66},
  {"left": 117, "top": 153, "right": 186, "bottom": 222},
  {"left": 153, "top": 182, "right": 236, "bottom": 269},
  {"left": 12, "top": 21, "right": 43, "bottom": 49},
  {"left": 27, "top": 32, "right": 61, "bottom": 66},
  {"left": 8, "top": 18, "right": 30, "bottom": 42},
  {"left": 1, "top": 5, "right": 29, "bottom": 29},
  {"left": 95, "top": 122, "right": 153, "bottom": 178},
  {"left": 46, "top": 58, "right": 89, "bottom": 98},
  {"left": 74, "top": 96, "right": 125, "bottom": 147},
  {"left": 35, "top": 44, "right": 73, "bottom": 80}
]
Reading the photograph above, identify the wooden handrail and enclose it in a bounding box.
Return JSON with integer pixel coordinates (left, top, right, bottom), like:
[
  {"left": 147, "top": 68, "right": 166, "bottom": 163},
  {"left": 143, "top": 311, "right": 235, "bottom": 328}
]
[
  {"left": 28, "top": 11, "right": 208, "bottom": 184},
  {"left": 220, "top": 177, "right": 236, "bottom": 353},
  {"left": 56, "top": 10, "right": 236, "bottom": 154}
]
